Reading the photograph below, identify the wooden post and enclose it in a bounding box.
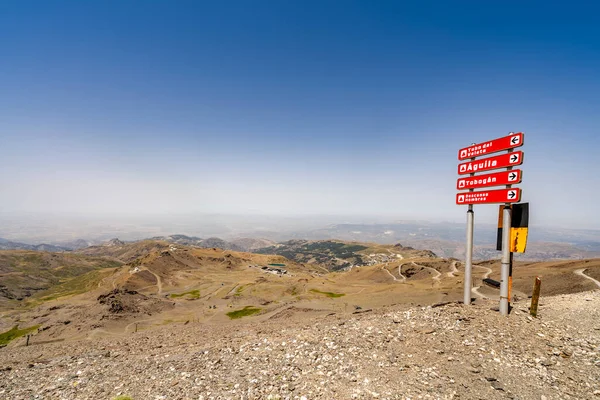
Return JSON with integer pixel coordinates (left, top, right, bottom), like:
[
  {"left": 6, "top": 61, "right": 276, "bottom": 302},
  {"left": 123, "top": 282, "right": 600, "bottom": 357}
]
[
  {"left": 135, "top": 323, "right": 138, "bottom": 333},
  {"left": 26, "top": 335, "right": 30, "bottom": 346},
  {"left": 530, "top": 276, "right": 541, "bottom": 317}
]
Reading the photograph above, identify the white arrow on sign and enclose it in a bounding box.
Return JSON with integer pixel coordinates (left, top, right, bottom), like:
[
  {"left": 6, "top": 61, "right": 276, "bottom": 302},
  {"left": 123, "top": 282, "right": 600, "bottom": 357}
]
[
  {"left": 507, "top": 190, "right": 517, "bottom": 199},
  {"left": 509, "top": 153, "right": 520, "bottom": 164},
  {"left": 508, "top": 171, "right": 518, "bottom": 181},
  {"left": 510, "top": 134, "right": 521, "bottom": 146}
]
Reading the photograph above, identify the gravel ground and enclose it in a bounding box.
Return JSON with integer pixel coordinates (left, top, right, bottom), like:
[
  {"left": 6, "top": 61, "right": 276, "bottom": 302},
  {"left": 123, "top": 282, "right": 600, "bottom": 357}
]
[{"left": 1, "top": 290, "right": 599, "bottom": 400}]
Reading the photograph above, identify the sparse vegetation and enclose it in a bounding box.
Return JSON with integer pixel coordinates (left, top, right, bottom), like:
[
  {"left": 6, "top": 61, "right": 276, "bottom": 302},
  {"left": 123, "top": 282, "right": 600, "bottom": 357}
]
[
  {"left": 234, "top": 285, "right": 245, "bottom": 297},
  {"left": 32, "top": 269, "right": 116, "bottom": 304},
  {"left": 226, "top": 306, "right": 261, "bottom": 319},
  {"left": 310, "top": 289, "right": 345, "bottom": 298},
  {"left": 0, "top": 325, "right": 40, "bottom": 346},
  {"left": 169, "top": 289, "right": 200, "bottom": 299},
  {"left": 112, "top": 396, "right": 133, "bottom": 400},
  {"left": 0, "top": 251, "right": 122, "bottom": 305}
]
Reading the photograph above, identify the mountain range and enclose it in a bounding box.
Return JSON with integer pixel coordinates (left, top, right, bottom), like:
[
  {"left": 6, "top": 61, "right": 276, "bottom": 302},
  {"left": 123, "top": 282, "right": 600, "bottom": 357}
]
[
  {"left": 1, "top": 219, "right": 600, "bottom": 262},
  {"left": 0, "top": 238, "right": 70, "bottom": 252}
]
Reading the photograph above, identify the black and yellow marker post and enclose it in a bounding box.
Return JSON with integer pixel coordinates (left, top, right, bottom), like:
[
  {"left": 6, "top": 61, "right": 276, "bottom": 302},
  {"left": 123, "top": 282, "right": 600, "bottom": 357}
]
[{"left": 497, "top": 203, "right": 529, "bottom": 303}]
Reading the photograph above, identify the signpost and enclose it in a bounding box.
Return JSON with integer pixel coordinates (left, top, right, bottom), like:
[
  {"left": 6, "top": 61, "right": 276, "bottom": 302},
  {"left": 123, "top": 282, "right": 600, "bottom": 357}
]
[
  {"left": 456, "top": 188, "right": 521, "bottom": 205},
  {"left": 456, "top": 132, "right": 526, "bottom": 315},
  {"left": 457, "top": 169, "right": 522, "bottom": 190},
  {"left": 458, "top": 132, "right": 523, "bottom": 160},
  {"left": 458, "top": 151, "right": 524, "bottom": 175}
]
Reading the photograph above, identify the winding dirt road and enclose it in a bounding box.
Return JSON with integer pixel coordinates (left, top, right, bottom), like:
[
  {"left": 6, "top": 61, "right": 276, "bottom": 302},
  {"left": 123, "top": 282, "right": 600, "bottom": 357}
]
[
  {"left": 447, "top": 261, "right": 459, "bottom": 278},
  {"left": 574, "top": 268, "right": 600, "bottom": 288},
  {"left": 474, "top": 265, "right": 492, "bottom": 279},
  {"left": 471, "top": 265, "right": 493, "bottom": 299},
  {"left": 397, "top": 263, "right": 407, "bottom": 282},
  {"left": 147, "top": 269, "right": 163, "bottom": 295},
  {"left": 382, "top": 266, "right": 397, "bottom": 281},
  {"left": 411, "top": 262, "right": 441, "bottom": 284}
]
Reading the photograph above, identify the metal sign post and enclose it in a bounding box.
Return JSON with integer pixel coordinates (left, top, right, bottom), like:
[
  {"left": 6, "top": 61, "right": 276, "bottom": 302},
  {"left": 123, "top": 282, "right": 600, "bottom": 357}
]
[
  {"left": 499, "top": 205, "right": 512, "bottom": 315},
  {"left": 464, "top": 204, "right": 474, "bottom": 304},
  {"left": 464, "top": 149, "right": 476, "bottom": 305}
]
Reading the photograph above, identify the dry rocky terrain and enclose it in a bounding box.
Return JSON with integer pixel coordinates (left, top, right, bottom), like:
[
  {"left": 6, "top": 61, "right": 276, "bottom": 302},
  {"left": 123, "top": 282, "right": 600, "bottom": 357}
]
[{"left": 0, "top": 290, "right": 599, "bottom": 400}]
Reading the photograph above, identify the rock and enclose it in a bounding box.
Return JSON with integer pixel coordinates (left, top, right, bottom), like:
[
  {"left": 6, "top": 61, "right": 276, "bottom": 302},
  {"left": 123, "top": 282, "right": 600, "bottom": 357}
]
[{"left": 561, "top": 349, "right": 573, "bottom": 358}]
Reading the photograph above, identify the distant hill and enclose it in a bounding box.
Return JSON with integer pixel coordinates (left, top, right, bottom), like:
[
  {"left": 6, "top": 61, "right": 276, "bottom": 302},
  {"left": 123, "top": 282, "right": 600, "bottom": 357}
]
[
  {"left": 53, "top": 239, "right": 95, "bottom": 250},
  {"left": 148, "top": 235, "right": 245, "bottom": 252},
  {"left": 254, "top": 240, "right": 436, "bottom": 271},
  {"left": 199, "top": 237, "right": 244, "bottom": 251},
  {"left": 290, "top": 223, "right": 600, "bottom": 261},
  {"left": 146, "top": 234, "right": 276, "bottom": 252},
  {"left": 390, "top": 238, "right": 600, "bottom": 261},
  {"left": 76, "top": 239, "right": 171, "bottom": 262},
  {"left": 0, "top": 250, "right": 122, "bottom": 305},
  {"left": 0, "top": 238, "right": 70, "bottom": 252},
  {"left": 229, "top": 237, "right": 276, "bottom": 251},
  {"left": 149, "top": 234, "right": 204, "bottom": 246}
]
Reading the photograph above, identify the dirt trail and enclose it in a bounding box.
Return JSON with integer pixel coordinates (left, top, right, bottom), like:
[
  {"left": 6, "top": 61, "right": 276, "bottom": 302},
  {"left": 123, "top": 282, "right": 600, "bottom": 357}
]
[
  {"left": 397, "top": 263, "right": 407, "bottom": 282},
  {"left": 226, "top": 284, "right": 241, "bottom": 296},
  {"left": 87, "top": 328, "right": 123, "bottom": 340},
  {"left": 474, "top": 264, "right": 492, "bottom": 279},
  {"left": 347, "top": 287, "right": 366, "bottom": 295},
  {"left": 471, "top": 286, "right": 487, "bottom": 299},
  {"left": 124, "top": 318, "right": 156, "bottom": 334},
  {"left": 574, "top": 268, "right": 600, "bottom": 288},
  {"left": 381, "top": 265, "right": 397, "bottom": 281},
  {"left": 447, "top": 261, "right": 459, "bottom": 277},
  {"left": 412, "top": 262, "right": 441, "bottom": 283},
  {"left": 471, "top": 264, "right": 493, "bottom": 299},
  {"left": 146, "top": 269, "right": 163, "bottom": 295},
  {"left": 97, "top": 270, "right": 120, "bottom": 290}
]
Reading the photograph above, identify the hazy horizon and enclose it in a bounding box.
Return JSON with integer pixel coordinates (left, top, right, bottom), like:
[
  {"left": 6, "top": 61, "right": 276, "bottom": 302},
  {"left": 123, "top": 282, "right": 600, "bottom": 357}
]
[
  {"left": 2, "top": 2, "right": 600, "bottom": 230},
  {"left": 1, "top": 211, "right": 599, "bottom": 246}
]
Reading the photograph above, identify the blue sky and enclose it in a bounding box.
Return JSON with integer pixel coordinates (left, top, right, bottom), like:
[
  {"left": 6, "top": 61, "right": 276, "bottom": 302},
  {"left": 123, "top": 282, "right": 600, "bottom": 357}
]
[{"left": 1, "top": 1, "right": 599, "bottom": 228}]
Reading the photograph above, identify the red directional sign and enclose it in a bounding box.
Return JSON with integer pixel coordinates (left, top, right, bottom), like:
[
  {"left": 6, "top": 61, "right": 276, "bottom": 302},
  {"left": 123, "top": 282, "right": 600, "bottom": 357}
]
[
  {"left": 457, "top": 169, "right": 522, "bottom": 190},
  {"left": 458, "top": 132, "right": 524, "bottom": 160},
  {"left": 456, "top": 188, "right": 521, "bottom": 205},
  {"left": 458, "top": 151, "right": 523, "bottom": 175}
]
